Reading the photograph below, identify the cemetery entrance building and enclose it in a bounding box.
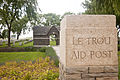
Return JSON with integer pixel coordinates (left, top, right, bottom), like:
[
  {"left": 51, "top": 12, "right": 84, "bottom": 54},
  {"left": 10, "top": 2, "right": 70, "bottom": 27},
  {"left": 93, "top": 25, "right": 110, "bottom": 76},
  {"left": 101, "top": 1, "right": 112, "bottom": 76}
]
[{"left": 33, "top": 26, "right": 60, "bottom": 47}]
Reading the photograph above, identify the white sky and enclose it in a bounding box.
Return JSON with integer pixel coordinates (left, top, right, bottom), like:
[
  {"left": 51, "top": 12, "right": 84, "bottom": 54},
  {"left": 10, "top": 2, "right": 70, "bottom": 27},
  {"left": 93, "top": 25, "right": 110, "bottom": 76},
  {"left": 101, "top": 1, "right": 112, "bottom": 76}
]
[
  {"left": 38, "top": 0, "right": 85, "bottom": 15},
  {"left": 20, "top": 0, "right": 85, "bottom": 39}
]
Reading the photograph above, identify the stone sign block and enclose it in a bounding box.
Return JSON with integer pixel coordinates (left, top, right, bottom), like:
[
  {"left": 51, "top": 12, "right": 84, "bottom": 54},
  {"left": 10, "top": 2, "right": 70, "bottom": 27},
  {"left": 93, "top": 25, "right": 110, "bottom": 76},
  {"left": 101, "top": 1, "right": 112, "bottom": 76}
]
[
  {"left": 60, "top": 15, "right": 118, "bottom": 67},
  {"left": 60, "top": 15, "right": 118, "bottom": 80}
]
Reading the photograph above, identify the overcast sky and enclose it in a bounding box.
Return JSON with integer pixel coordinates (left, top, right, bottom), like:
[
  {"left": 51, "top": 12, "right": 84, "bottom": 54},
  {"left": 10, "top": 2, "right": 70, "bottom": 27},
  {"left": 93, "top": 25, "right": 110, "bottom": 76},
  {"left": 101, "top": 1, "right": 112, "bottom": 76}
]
[
  {"left": 37, "top": 0, "right": 85, "bottom": 15},
  {"left": 20, "top": 0, "right": 85, "bottom": 39}
]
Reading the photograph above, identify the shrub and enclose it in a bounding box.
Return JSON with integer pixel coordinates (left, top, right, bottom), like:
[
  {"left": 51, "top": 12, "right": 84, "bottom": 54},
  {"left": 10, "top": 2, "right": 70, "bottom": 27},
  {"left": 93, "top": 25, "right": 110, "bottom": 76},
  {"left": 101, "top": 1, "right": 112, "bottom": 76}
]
[
  {"left": 24, "top": 47, "right": 37, "bottom": 51},
  {"left": 24, "top": 47, "right": 47, "bottom": 52},
  {"left": 39, "top": 47, "right": 46, "bottom": 52},
  {"left": 24, "top": 73, "right": 32, "bottom": 80},
  {"left": 0, "top": 57, "right": 59, "bottom": 80}
]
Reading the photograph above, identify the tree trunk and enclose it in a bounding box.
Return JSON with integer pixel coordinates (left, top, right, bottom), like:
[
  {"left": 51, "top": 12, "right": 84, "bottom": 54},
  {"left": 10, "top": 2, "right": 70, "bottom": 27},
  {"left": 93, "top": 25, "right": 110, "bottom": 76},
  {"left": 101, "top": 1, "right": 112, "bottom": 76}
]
[
  {"left": 17, "top": 33, "right": 20, "bottom": 40},
  {"left": 8, "top": 28, "right": 11, "bottom": 47}
]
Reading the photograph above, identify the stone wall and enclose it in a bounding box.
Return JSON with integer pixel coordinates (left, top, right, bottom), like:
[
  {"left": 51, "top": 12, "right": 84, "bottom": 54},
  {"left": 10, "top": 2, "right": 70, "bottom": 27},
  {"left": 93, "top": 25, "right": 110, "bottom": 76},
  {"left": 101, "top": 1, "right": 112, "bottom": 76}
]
[{"left": 59, "top": 62, "right": 118, "bottom": 80}]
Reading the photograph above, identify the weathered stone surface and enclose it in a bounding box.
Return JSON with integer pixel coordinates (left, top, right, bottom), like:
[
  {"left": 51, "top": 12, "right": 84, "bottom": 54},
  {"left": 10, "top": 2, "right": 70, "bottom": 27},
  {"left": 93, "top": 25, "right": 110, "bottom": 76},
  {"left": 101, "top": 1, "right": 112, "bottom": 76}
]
[
  {"left": 104, "top": 66, "right": 118, "bottom": 73},
  {"left": 65, "top": 75, "right": 82, "bottom": 80},
  {"left": 65, "top": 67, "right": 88, "bottom": 74},
  {"left": 83, "top": 78, "right": 95, "bottom": 80},
  {"left": 66, "top": 77, "right": 82, "bottom": 80},
  {"left": 89, "top": 66, "right": 104, "bottom": 73},
  {"left": 60, "top": 15, "right": 118, "bottom": 67},
  {"left": 63, "top": 15, "right": 116, "bottom": 28},
  {"left": 60, "top": 15, "right": 118, "bottom": 80},
  {"left": 96, "top": 77, "right": 118, "bottom": 80},
  {"left": 82, "top": 73, "right": 118, "bottom": 78}
]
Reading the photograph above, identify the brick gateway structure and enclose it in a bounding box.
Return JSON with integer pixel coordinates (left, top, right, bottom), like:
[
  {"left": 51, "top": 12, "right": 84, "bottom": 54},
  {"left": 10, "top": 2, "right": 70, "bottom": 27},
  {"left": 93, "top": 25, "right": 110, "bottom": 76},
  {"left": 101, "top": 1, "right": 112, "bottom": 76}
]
[{"left": 33, "top": 26, "right": 60, "bottom": 47}]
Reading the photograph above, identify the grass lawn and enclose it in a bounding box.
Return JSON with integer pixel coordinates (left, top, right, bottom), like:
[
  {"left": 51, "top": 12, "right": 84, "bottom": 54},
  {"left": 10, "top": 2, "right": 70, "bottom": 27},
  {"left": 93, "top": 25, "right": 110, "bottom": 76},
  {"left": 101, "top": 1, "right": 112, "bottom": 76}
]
[
  {"left": 22, "top": 41, "right": 33, "bottom": 47},
  {"left": 0, "top": 47, "right": 59, "bottom": 66},
  {"left": 0, "top": 52, "right": 45, "bottom": 64},
  {"left": 0, "top": 41, "right": 33, "bottom": 48},
  {"left": 0, "top": 42, "right": 6, "bottom": 47},
  {"left": 0, "top": 40, "right": 55, "bottom": 47},
  {"left": 12, "top": 41, "right": 33, "bottom": 47},
  {"left": 50, "top": 41, "right": 56, "bottom": 46}
]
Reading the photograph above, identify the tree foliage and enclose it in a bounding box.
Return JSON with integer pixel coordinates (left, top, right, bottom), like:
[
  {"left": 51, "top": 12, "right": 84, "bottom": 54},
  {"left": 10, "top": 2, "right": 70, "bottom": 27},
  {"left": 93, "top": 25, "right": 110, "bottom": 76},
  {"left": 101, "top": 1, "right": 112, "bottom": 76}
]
[
  {"left": 38, "top": 12, "right": 75, "bottom": 27},
  {"left": 41, "top": 13, "right": 61, "bottom": 26},
  {"left": 0, "top": 0, "right": 39, "bottom": 47},
  {"left": 82, "top": 0, "right": 120, "bottom": 25},
  {"left": 61, "top": 12, "right": 75, "bottom": 19},
  {"left": 1, "top": 29, "right": 8, "bottom": 39},
  {"left": 12, "top": 16, "right": 28, "bottom": 40}
]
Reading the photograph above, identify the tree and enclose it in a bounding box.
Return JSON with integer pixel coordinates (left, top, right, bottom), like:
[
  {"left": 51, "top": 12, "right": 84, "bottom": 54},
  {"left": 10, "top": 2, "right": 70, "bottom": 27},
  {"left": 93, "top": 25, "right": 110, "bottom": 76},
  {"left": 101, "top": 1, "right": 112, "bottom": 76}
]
[
  {"left": 12, "top": 16, "right": 28, "bottom": 40},
  {"left": 33, "top": 13, "right": 43, "bottom": 26},
  {"left": 82, "top": 0, "right": 96, "bottom": 14},
  {"left": 1, "top": 29, "right": 8, "bottom": 39},
  {"left": 61, "top": 12, "right": 75, "bottom": 19},
  {"left": 0, "top": 0, "right": 39, "bottom": 47},
  {"left": 82, "top": 0, "right": 120, "bottom": 25},
  {"left": 0, "top": 33, "right": 4, "bottom": 39},
  {"left": 42, "top": 13, "right": 61, "bottom": 26}
]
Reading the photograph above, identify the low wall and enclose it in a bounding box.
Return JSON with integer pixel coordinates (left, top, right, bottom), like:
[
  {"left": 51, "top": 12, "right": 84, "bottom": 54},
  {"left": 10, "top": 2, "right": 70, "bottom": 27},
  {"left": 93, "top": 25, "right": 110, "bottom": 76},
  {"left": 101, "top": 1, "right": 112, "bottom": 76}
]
[{"left": 0, "top": 48, "right": 26, "bottom": 52}]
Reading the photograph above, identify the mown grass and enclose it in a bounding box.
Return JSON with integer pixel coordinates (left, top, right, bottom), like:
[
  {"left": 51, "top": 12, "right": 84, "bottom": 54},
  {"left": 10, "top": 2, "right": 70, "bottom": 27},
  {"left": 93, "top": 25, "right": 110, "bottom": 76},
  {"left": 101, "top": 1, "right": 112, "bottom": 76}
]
[
  {"left": 0, "top": 42, "right": 6, "bottom": 47},
  {"left": 12, "top": 41, "right": 33, "bottom": 47},
  {"left": 50, "top": 41, "right": 56, "bottom": 46},
  {"left": 22, "top": 41, "right": 33, "bottom": 47},
  {"left": 1, "top": 40, "right": 55, "bottom": 47},
  {"left": 0, "top": 40, "right": 55, "bottom": 48},
  {"left": 0, "top": 52, "right": 45, "bottom": 64},
  {"left": 0, "top": 47, "right": 59, "bottom": 67},
  {"left": 0, "top": 41, "right": 33, "bottom": 48},
  {"left": 11, "top": 41, "right": 24, "bottom": 47}
]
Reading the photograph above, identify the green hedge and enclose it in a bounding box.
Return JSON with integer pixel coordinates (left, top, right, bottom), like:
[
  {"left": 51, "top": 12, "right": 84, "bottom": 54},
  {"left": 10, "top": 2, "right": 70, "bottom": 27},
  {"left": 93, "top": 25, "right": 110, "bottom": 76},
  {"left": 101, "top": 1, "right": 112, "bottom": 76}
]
[{"left": 24, "top": 47, "right": 47, "bottom": 52}]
